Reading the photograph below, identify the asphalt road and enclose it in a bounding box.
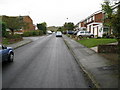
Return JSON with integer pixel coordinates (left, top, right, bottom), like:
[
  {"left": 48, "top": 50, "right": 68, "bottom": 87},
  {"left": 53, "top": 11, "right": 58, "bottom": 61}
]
[{"left": 2, "top": 34, "right": 89, "bottom": 88}]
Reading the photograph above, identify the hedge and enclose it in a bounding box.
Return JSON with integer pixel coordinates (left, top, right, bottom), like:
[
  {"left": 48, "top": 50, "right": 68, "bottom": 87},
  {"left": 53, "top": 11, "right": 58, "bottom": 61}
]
[{"left": 22, "top": 30, "right": 43, "bottom": 37}]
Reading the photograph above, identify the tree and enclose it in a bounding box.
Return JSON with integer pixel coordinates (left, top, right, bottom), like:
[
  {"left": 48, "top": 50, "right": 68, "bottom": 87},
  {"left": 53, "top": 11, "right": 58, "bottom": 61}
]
[
  {"left": 102, "top": 1, "right": 120, "bottom": 77},
  {"left": 102, "top": 1, "right": 113, "bottom": 34},
  {"left": 0, "top": 21, "right": 7, "bottom": 37},
  {"left": 47, "top": 26, "right": 59, "bottom": 32},
  {"left": 2, "top": 16, "right": 26, "bottom": 35},
  {"left": 56, "top": 26, "right": 64, "bottom": 32},
  {"left": 37, "top": 22, "right": 47, "bottom": 34},
  {"left": 111, "top": 3, "right": 120, "bottom": 39},
  {"left": 111, "top": 3, "right": 120, "bottom": 70},
  {"left": 63, "top": 22, "right": 75, "bottom": 31},
  {"left": 102, "top": 1, "right": 120, "bottom": 41},
  {"left": 57, "top": 27, "right": 62, "bottom": 32}
]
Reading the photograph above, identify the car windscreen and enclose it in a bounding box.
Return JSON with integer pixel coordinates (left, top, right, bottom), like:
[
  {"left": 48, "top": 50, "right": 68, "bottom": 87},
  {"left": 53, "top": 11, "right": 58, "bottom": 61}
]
[{"left": 57, "top": 32, "right": 62, "bottom": 34}]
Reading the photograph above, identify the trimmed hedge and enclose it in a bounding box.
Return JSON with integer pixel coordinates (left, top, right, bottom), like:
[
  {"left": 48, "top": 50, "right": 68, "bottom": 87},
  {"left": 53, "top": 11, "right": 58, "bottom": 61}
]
[
  {"left": 7, "top": 34, "right": 22, "bottom": 39},
  {"left": 22, "top": 30, "right": 43, "bottom": 37},
  {"left": 2, "top": 34, "right": 23, "bottom": 45}
]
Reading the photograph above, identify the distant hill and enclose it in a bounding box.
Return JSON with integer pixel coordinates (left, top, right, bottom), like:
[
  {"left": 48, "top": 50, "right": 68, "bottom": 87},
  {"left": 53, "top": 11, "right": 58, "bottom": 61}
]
[{"left": 47, "top": 26, "right": 59, "bottom": 32}]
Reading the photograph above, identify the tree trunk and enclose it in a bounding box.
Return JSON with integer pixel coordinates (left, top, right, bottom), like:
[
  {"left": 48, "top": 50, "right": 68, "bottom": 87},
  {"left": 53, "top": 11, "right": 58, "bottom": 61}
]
[
  {"left": 109, "top": 26, "right": 112, "bottom": 35},
  {"left": 10, "top": 29, "right": 14, "bottom": 35}
]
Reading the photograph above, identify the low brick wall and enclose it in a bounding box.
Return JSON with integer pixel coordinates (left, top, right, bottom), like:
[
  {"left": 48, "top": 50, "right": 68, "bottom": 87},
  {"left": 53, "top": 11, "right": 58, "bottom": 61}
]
[{"left": 98, "top": 45, "right": 118, "bottom": 53}]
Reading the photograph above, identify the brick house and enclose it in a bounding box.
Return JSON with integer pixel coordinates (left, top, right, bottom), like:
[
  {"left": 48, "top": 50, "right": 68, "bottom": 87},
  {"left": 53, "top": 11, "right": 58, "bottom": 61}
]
[
  {"left": 76, "top": 10, "right": 105, "bottom": 37},
  {"left": 87, "top": 11, "right": 104, "bottom": 37},
  {"left": 21, "top": 16, "right": 35, "bottom": 32},
  {"left": 14, "top": 15, "right": 35, "bottom": 34},
  {"left": 76, "top": 2, "right": 120, "bottom": 37},
  {"left": 76, "top": 20, "right": 86, "bottom": 30},
  {"left": 1, "top": 15, "right": 35, "bottom": 34}
]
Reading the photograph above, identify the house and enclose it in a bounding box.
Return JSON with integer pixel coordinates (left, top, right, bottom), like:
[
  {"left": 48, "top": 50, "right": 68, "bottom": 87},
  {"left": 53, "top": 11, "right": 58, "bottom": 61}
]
[
  {"left": 21, "top": 16, "right": 35, "bottom": 32},
  {"left": 76, "top": 10, "right": 105, "bottom": 37},
  {"left": 76, "top": 1, "right": 120, "bottom": 37},
  {"left": 0, "top": 15, "right": 35, "bottom": 34},
  {"left": 86, "top": 11, "right": 104, "bottom": 37}
]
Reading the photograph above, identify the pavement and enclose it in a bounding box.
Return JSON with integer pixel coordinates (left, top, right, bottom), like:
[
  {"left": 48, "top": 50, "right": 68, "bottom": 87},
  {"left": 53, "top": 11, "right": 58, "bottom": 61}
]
[
  {"left": 91, "top": 47, "right": 98, "bottom": 52},
  {"left": 7, "top": 36, "right": 46, "bottom": 49},
  {"left": 63, "top": 35, "right": 118, "bottom": 88},
  {"left": 7, "top": 38, "right": 32, "bottom": 49}
]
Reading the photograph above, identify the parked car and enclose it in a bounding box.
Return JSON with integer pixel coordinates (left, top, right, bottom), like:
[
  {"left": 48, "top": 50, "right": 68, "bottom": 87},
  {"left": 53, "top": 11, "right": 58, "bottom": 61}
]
[
  {"left": 73, "top": 30, "right": 79, "bottom": 35},
  {"left": 47, "top": 30, "right": 52, "bottom": 34},
  {"left": 56, "top": 31, "right": 62, "bottom": 37},
  {"left": 0, "top": 45, "right": 14, "bottom": 62},
  {"left": 67, "top": 31, "right": 74, "bottom": 35},
  {"left": 76, "top": 31, "right": 94, "bottom": 38},
  {"left": 63, "top": 31, "right": 67, "bottom": 34}
]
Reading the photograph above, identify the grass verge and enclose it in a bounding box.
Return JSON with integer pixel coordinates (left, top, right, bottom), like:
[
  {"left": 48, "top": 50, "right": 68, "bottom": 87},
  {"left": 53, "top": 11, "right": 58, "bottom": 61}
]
[{"left": 77, "top": 38, "right": 117, "bottom": 48}]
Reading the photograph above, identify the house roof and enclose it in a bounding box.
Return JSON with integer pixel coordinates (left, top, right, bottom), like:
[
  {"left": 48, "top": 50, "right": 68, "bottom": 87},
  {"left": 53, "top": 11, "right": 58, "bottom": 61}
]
[
  {"left": 76, "top": 10, "right": 102, "bottom": 25},
  {"left": 111, "top": 1, "right": 120, "bottom": 9},
  {"left": 0, "top": 15, "right": 31, "bottom": 18}
]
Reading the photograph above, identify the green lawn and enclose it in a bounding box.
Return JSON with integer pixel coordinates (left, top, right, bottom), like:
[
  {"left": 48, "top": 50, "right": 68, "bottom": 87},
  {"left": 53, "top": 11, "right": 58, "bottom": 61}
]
[
  {"left": 2, "top": 38, "right": 10, "bottom": 45},
  {"left": 77, "top": 38, "right": 117, "bottom": 48}
]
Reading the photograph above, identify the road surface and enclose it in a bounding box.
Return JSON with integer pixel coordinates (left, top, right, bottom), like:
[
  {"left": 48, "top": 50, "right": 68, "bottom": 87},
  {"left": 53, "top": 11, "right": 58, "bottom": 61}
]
[{"left": 3, "top": 34, "right": 89, "bottom": 88}]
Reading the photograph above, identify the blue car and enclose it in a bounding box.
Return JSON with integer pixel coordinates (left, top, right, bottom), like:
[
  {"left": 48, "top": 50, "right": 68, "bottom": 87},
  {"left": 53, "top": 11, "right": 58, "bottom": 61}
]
[
  {"left": 0, "top": 45, "right": 14, "bottom": 62},
  {"left": 67, "top": 31, "right": 74, "bottom": 35}
]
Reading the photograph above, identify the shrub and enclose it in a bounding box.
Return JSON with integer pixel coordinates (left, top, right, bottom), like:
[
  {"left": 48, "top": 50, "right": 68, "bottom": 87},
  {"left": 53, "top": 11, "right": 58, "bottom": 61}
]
[
  {"left": 0, "top": 21, "right": 7, "bottom": 37},
  {"left": 6, "top": 34, "right": 22, "bottom": 39},
  {"left": 97, "top": 37, "right": 102, "bottom": 39},
  {"left": 103, "top": 33, "right": 115, "bottom": 38},
  {"left": 22, "top": 30, "right": 43, "bottom": 37},
  {"left": 39, "top": 30, "right": 44, "bottom": 35},
  {"left": 12, "top": 34, "right": 22, "bottom": 39},
  {"left": 2, "top": 34, "right": 23, "bottom": 45},
  {"left": 22, "top": 31, "right": 29, "bottom": 37}
]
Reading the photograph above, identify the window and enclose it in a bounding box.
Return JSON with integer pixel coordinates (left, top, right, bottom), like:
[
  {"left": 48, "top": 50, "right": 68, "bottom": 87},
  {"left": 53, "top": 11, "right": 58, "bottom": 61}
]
[
  {"left": 0, "top": 45, "right": 2, "bottom": 50},
  {"left": 80, "top": 32, "right": 84, "bottom": 33},
  {"left": 93, "top": 16, "right": 94, "bottom": 20},
  {"left": 85, "top": 31, "right": 90, "bottom": 33}
]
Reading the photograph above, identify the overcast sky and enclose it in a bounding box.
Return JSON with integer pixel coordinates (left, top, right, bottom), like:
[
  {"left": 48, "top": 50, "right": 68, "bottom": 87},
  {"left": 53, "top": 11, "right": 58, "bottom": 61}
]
[{"left": 0, "top": 0, "right": 106, "bottom": 26}]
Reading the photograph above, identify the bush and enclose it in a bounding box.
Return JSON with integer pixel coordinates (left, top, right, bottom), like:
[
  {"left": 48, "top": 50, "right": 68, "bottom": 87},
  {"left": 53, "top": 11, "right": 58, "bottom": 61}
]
[
  {"left": 22, "top": 31, "right": 29, "bottom": 37},
  {"left": 103, "top": 33, "right": 107, "bottom": 38},
  {"left": 39, "top": 30, "right": 44, "bottom": 35},
  {"left": 22, "top": 30, "right": 43, "bottom": 37},
  {"left": 12, "top": 34, "right": 22, "bottom": 39},
  {"left": 103, "top": 33, "right": 115, "bottom": 38},
  {"left": 6, "top": 34, "right": 22, "bottom": 39},
  {"left": 2, "top": 34, "right": 23, "bottom": 45},
  {"left": 0, "top": 21, "right": 7, "bottom": 37},
  {"left": 97, "top": 37, "right": 102, "bottom": 39}
]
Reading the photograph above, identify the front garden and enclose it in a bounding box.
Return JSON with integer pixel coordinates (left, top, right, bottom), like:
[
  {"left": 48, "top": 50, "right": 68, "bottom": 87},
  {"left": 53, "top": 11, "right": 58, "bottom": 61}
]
[
  {"left": 2, "top": 34, "right": 23, "bottom": 45},
  {"left": 2, "top": 30, "right": 44, "bottom": 45}
]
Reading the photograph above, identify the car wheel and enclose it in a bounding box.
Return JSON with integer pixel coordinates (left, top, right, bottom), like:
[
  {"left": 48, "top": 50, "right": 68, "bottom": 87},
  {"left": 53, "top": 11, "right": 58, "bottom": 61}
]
[
  {"left": 8, "top": 53, "right": 14, "bottom": 62},
  {"left": 79, "top": 35, "right": 82, "bottom": 38},
  {"left": 90, "top": 35, "right": 94, "bottom": 38}
]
